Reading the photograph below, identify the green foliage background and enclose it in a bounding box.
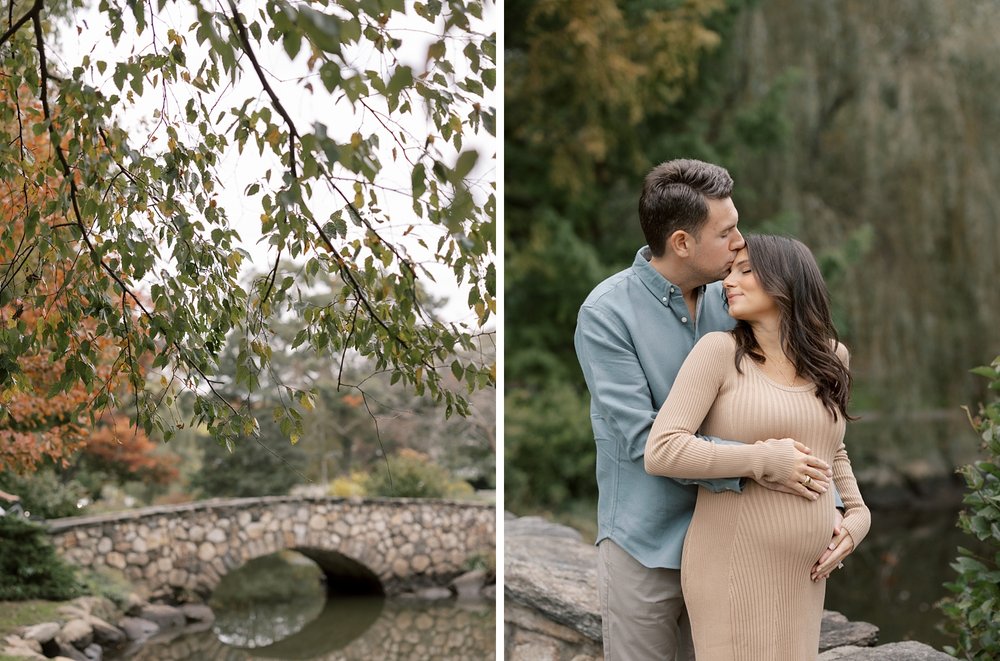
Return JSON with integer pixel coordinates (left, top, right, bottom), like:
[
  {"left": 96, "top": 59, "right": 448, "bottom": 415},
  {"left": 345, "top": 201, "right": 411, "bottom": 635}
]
[
  {"left": 505, "top": 0, "right": 1000, "bottom": 521},
  {"left": 505, "top": 0, "right": 779, "bottom": 514}
]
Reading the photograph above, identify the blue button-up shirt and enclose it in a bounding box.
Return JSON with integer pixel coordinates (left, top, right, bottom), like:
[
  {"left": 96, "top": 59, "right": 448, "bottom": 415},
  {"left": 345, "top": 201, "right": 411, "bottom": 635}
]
[{"left": 574, "top": 246, "right": 741, "bottom": 569}]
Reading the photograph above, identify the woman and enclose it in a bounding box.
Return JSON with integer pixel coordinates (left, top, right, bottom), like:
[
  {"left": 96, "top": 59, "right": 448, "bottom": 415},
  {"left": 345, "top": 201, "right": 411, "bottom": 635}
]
[{"left": 644, "top": 234, "right": 870, "bottom": 661}]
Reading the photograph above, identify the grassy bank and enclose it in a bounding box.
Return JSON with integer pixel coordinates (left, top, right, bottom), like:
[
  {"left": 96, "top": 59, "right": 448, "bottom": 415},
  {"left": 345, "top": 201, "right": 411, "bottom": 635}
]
[{"left": 0, "top": 599, "right": 65, "bottom": 638}]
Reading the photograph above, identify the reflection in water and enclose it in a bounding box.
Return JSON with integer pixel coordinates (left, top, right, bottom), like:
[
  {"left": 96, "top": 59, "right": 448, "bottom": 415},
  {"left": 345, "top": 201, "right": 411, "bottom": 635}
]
[
  {"left": 238, "top": 596, "right": 385, "bottom": 659},
  {"left": 117, "top": 597, "right": 495, "bottom": 660},
  {"left": 112, "top": 550, "right": 494, "bottom": 659},
  {"left": 215, "top": 592, "right": 326, "bottom": 649}
]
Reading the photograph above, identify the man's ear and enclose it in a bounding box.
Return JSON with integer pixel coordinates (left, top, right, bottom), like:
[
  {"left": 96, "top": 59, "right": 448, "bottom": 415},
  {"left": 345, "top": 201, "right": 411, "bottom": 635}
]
[{"left": 667, "top": 230, "right": 692, "bottom": 257}]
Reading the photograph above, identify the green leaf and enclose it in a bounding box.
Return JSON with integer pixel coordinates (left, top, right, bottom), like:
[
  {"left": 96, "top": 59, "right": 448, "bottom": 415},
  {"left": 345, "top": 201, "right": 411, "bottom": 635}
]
[
  {"left": 282, "top": 30, "right": 302, "bottom": 59},
  {"left": 387, "top": 65, "right": 413, "bottom": 96},
  {"left": 296, "top": 6, "right": 343, "bottom": 54},
  {"left": 411, "top": 162, "right": 427, "bottom": 199},
  {"left": 319, "top": 61, "right": 342, "bottom": 93},
  {"left": 454, "top": 149, "right": 479, "bottom": 179}
]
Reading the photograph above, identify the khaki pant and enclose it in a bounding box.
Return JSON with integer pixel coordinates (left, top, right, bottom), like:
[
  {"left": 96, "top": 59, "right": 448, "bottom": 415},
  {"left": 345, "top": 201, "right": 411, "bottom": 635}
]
[{"left": 598, "top": 539, "right": 696, "bottom": 661}]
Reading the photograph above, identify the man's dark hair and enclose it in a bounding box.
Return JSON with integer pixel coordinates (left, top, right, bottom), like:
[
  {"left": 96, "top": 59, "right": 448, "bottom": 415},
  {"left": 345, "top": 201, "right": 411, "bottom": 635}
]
[{"left": 638, "top": 159, "right": 734, "bottom": 257}]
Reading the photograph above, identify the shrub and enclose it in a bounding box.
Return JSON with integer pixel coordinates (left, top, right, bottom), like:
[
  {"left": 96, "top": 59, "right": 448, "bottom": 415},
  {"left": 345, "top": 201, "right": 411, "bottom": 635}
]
[
  {"left": 329, "top": 471, "right": 368, "bottom": 497},
  {"left": 0, "top": 515, "right": 81, "bottom": 601},
  {"left": 364, "top": 449, "right": 472, "bottom": 499},
  {"left": 939, "top": 356, "right": 1000, "bottom": 658},
  {"left": 0, "top": 468, "right": 87, "bottom": 519}
]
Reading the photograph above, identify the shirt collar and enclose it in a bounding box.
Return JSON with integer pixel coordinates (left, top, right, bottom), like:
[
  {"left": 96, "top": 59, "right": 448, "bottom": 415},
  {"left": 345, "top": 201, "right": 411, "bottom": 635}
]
[{"left": 631, "top": 246, "right": 705, "bottom": 301}]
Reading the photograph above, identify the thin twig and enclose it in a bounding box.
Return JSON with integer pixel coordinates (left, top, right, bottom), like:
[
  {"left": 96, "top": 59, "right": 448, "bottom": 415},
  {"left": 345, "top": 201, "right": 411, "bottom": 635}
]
[
  {"left": 0, "top": 0, "right": 40, "bottom": 49},
  {"left": 33, "top": 14, "right": 241, "bottom": 421}
]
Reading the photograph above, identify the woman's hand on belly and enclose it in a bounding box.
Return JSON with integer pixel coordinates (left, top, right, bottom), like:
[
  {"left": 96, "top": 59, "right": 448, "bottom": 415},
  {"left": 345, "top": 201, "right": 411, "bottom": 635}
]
[{"left": 811, "top": 522, "right": 855, "bottom": 581}]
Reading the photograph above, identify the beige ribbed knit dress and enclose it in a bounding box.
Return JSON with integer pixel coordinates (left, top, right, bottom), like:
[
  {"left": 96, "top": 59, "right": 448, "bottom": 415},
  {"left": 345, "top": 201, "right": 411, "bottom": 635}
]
[{"left": 646, "top": 331, "right": 870, "bottom": 661}]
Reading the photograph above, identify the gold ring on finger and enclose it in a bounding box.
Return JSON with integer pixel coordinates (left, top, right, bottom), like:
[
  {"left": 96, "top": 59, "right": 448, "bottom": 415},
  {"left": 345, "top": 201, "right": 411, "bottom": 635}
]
[{"left": 802, "top": 475, "right": 812, "bottom": 487}]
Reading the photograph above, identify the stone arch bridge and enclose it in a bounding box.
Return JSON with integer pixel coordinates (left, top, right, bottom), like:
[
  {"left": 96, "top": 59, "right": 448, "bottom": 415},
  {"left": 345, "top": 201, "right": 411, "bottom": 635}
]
[{"left": 46, "top": 496, "right": 494, "bottom": 602}]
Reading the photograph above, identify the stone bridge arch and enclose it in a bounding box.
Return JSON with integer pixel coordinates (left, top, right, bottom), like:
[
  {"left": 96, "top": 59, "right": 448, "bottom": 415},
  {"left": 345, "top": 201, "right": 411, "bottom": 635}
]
[{"left": 47, "top": 496, "right": 494, "bottom": 602}]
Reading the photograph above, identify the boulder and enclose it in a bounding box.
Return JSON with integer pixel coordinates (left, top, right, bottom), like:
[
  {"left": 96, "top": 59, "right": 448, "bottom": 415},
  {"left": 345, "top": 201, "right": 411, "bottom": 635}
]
[
  {"left": 52, "top": 639, "right": 88, "bottom": 661},
  {"left": 19, "top": 622, "right": 60, "bottom": 644},
  {"left": 82, "top": 642, "right": 103, "bottom": 661},
  {"left": 504, "top": 514, "right": 602, "bottom": 642},
  {"left": 117, "top": 617, "right": 159, "bottom": 643},
  {"left": 56, "top": 619, "right": 93, "bottom": 650},
  {"left": 86, "top": 617, "right": 126, "bottom": 647},
  {"left": 180, "top": 603, "right": 215, "bottom": 623},
  {"left": 0, "top": 646, "right": 46, "bottom": 659},
  {"left": 820, "top": 641, "right": 954, "bottom": 660},
  {"left": 450, "top": 569, "right": 488, "bottom": 599},
  {"left": 136, "top": 604, "right": 185, "bottom": 630},
  {"left": 1, "top": 635, "right": 45, "bottom": 659},
  {"left": 819, "top": 610, "right": 880, "bottom": 651},
  {"left": 72, "top": 597, "right": 119, "bottom": 623},
  {"left": 123, "top": 593, "right": 145, "bottom": 616}
]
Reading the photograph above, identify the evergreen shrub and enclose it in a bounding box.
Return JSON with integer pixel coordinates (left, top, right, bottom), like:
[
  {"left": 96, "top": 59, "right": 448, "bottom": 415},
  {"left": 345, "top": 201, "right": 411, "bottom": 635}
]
[
  {"left": 0, "top": 515, "right": 81, "bottom": 601},
  {"left": 940, "top": 356, "right": 1000, "bottom": 658}
]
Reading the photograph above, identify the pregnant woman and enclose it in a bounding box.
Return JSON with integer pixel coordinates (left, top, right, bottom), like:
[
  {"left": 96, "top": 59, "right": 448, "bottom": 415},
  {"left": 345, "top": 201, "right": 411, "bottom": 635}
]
[{"left": 644, "top": 233, "right": 870, "bottom": 661}]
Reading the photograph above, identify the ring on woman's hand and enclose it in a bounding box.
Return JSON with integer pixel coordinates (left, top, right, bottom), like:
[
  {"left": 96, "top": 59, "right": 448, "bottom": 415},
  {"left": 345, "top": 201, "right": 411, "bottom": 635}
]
[
  {"left": 837, "top": 562, "right": 844, "bottom": 569},
  {"left": 802, "top": 475, "right": 812, "bottom": 487}
]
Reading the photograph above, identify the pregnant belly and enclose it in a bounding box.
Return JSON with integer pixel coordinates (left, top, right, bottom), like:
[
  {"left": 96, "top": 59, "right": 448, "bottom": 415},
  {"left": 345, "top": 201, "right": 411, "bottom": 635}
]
[{"left": 691, "top": 483, "right": 835, "bottom": 567}]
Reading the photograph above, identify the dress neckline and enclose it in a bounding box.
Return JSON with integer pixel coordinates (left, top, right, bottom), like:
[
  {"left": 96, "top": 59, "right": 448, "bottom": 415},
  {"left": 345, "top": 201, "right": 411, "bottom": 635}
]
[{"left": 745, "top": 358, "right": 816, "bottom": 392}]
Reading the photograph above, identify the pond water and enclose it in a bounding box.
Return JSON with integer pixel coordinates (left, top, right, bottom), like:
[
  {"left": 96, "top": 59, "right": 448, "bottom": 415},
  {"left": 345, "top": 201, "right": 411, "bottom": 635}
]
[
  {"left": 115, "top": 596, "right": 495, "bottom": 660},
  {"left": 824, "top": 506, "right": 980, "bottom": 650},
  {"left": 110, "top": 551, "right": 495, "bottom": 660}
]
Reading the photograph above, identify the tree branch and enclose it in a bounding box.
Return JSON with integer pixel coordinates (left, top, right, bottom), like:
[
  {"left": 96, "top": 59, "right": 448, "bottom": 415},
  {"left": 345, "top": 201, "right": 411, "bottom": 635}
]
[
  {"left": 225, "top": 0, "right": 297, "bottom": 180},
  {"left": 0, "top": 0, "right": 40, "bottom": 50},
  {"left": 223, "top": 0, "right": 422, "bottom": 354},
  {"left": 33, "top": 13, "right": 242, "bottom": 422}
]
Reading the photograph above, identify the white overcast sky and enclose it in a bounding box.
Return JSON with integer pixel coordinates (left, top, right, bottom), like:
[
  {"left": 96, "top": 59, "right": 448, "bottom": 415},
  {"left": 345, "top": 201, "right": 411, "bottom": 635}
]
[{"left": 49, "top": 0, "right": 496, "bottom": 325}]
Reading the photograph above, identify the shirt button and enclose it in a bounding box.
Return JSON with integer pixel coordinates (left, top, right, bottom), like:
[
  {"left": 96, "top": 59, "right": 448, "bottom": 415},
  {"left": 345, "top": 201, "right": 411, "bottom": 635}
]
[
  {"left": 681, "top": 317, "right": 688, "bottom": 323},
  {"left": 661, "top": 297, "right": 668, "bottom": 302},
  {"left": 669, "top": 287, "right": 675, "bottom": 294}
]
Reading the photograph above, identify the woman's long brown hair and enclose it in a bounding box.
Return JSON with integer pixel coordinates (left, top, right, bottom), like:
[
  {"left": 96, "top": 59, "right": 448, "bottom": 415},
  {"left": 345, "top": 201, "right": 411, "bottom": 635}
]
[{"left": 731, "top": 234, "right": 855, "bottom": 421}]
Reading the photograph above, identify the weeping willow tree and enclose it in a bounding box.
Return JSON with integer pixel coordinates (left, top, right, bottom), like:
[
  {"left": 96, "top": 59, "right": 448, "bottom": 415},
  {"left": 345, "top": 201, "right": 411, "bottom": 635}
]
[{"left": 506, "top": 0, "right": 1000, "bottom": 517}]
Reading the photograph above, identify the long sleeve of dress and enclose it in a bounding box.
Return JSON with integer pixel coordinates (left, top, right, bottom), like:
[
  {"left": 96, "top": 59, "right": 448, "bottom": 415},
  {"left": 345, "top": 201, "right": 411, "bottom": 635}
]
[
  {"left": 832, "top": 442, "right": 870, "bottom": 546},
  {"left": 831, "top": 344, "right": 871, "bottom": 547},
  {"left": 645, "top": 332, "right": 800, "bottom": 483}
]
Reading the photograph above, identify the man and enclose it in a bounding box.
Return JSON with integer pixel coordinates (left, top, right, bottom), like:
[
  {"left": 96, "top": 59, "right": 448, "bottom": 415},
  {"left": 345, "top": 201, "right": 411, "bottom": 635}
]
[{"left": 574, "top": 159, "right": 842, "bottom": 660}]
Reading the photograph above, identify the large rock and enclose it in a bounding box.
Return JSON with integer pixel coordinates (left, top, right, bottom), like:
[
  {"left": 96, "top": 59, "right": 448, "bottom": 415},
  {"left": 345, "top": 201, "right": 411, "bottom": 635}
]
[
  {"left": 505, "top": 514, "right": 602, "bottom": 642},
  {"left": 86, "top": 617, "right": 125, "bottom": 647},
  {"left": 56, "top": 619, "right": 93, "bottom": 650},
  {"left": 819, "top": 610, "right": 879, "bottom": 651},
  {"left": 505, "top": 513, "right": 884, "bottom": 658},
  {"left": 451, "top": 569, "right": 488, "bottom": 599},
  {"left": 820, "top": 641, "right": 953, "bottom": 660},
  {"left": 179, "top": 603, "right": 215, "bottom": 624},
  {"left": 136, "top": 604, "right": 185, "bottom": 630},
  {"left": 18, "top": 622, "right": 60, "bottom": 644},
  {"left": 1, "top": 635, "right": 45, "bottom": 659},
  {"left": 117, "top": 617, "right": 159, "bottom": 643}
]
